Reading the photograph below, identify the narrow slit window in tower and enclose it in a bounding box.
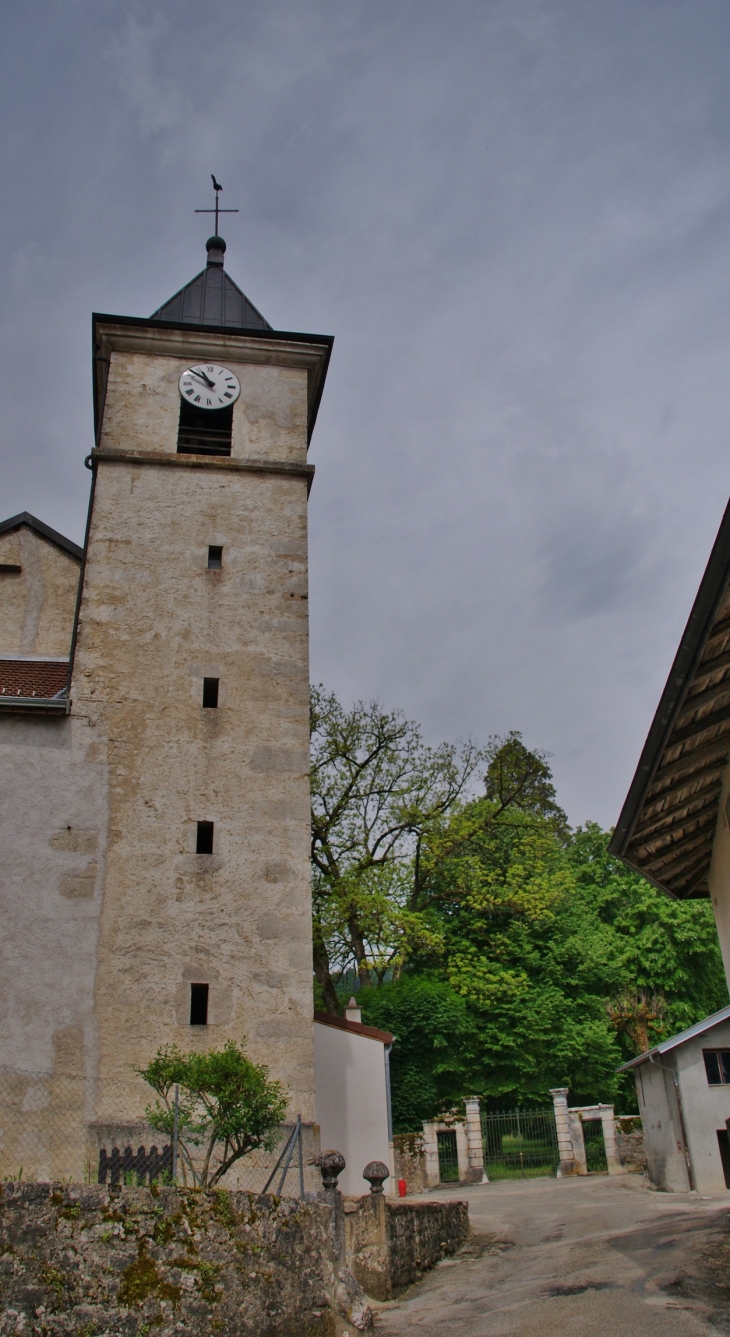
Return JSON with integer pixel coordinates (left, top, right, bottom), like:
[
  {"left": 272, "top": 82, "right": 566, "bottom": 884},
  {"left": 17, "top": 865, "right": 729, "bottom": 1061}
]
[
  {"left": 190, "top": 983, "right": 209, "bottom": 1026},
  {"left": 177, "top": 400, "right": 233, "bottom": 456},
  {"left": 202, "top": 678, "right": 219, "bottom": 709},
  {"left": 196, "top": 821, "right": 214, "bottom": 854},
  {"left": 207, "top": 546, "right": 223, "bottom": 569}
]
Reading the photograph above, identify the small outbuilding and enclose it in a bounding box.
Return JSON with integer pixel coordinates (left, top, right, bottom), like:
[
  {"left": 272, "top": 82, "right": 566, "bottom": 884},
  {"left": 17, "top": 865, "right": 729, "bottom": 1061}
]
[
  {"left": 619, "top": 1004, "right": 730, "bottom": 1194},
  {"left": 313, "top": 998, "right": 394, "bottom": 1198}
]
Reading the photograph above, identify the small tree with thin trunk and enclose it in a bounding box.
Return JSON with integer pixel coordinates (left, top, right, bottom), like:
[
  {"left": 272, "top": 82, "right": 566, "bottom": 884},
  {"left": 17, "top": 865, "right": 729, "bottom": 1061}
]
[
  {"left": 137, "top": 1039, "right": 288, "bottom": 1188},
  {"left": 606, "top": 991, "right": 667, "bottom": 1055}
]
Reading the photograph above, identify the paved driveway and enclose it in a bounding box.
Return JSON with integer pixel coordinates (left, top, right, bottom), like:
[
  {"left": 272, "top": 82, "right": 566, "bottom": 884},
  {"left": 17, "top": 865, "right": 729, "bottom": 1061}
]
[{"left": 373, "top": 1174, "right": 730, "bottom": 1336}]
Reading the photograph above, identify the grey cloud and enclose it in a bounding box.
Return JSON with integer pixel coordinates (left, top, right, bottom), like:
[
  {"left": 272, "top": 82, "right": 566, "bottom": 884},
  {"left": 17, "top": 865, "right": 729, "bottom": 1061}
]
[{"left": 2, "top": 0, "right": 730, "bottom": 827}]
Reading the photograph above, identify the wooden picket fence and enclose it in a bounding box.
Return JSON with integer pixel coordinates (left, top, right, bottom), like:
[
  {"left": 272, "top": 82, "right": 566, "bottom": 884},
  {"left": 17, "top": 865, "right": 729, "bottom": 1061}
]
[{"left": 98, "top": 1143, "right": 173, "bottom": 1185}]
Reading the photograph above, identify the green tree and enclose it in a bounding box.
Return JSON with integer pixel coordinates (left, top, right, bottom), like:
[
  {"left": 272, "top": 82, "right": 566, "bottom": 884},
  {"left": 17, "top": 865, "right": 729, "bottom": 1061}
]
[
  {"left": 310, "top": 685, "right": 483, "bottom": 1010},
  {"left": 359, "top": 976, "right": 470, "bottom": 1133},
  {"left": 564, "top": 822, "right": 728, "bottom": 1059},
  {"left": 138, "top": 1039, "right": 288, "bottom": 1187},
  {"left": 309, "top": 689, "right": 728, "bottom": 1123},
  {"left": 484, "top": 730, "right": 568, "bottom": 833},
  {"left": 310, "top": 689, "right": 562, "bottom": 1012},
  {"left": 421, "top": 815, "right": 728, "bottom": 1114}
]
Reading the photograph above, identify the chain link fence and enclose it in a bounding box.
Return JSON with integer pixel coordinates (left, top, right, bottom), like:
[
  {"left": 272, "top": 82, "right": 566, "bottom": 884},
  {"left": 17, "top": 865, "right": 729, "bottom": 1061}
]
[{"left": 0, "top": 1072, "right": 318, "bottom": 1195}]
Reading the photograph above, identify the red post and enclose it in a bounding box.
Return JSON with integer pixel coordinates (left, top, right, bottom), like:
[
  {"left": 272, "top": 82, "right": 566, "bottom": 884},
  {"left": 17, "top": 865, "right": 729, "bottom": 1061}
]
[{"left": 398, "top": 1178, "right": 407, "bottom": 1198}]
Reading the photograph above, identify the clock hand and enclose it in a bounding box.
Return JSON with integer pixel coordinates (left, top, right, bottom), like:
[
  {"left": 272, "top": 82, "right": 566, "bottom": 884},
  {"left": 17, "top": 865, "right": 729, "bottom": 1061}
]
[{"left": 190, "top": 368, "right": 215, "bottom": 388}]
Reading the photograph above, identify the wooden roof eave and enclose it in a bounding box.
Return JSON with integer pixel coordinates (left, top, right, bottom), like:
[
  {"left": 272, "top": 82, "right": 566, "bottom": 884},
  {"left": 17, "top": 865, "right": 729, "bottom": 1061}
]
[
  {"left": 630, "top": 788, "right": 722, "bottom": 845},
  {"left": 610, "top": 494, "right": 730, "bottom": 897}
]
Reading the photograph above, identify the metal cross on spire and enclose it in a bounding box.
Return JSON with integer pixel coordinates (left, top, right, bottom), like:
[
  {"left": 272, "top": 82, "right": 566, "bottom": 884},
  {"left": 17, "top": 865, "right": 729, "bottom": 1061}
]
[{"left": 195, "top": 175, "right": 239, "bottom": 237}]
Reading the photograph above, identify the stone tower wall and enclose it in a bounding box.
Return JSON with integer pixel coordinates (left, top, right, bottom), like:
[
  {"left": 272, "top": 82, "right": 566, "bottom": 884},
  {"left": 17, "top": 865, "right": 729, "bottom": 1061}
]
[
  {"left": 0, "top": 319, "right": 327, "bottom": 1180},
  {"left": 76, "top": 333, "right": 316, "bottom": 1125}
]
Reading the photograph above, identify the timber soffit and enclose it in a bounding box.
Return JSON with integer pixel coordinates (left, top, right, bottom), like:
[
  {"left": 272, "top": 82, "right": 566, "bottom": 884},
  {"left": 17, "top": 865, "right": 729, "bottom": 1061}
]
[
  {"left": 91, "top": 313, "right": 333, "bottom": 446},
  {"left": 609, "top": 495, "right": 730, "bottom": 899}
]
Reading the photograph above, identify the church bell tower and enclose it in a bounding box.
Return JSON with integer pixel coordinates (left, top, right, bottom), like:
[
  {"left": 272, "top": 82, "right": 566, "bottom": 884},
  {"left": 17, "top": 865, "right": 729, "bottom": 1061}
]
[{"left": 71, "top": 230, "right": 331, "bottom": 1144}]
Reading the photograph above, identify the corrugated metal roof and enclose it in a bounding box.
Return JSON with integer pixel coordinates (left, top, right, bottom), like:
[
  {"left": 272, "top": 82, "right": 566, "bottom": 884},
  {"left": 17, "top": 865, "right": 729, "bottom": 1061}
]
[
  {"left": 150, "top": 236, "right": 271, "bottom": 331},
  {"left": 617, "top": 1003, "right": 730, "bottom": 1071}
]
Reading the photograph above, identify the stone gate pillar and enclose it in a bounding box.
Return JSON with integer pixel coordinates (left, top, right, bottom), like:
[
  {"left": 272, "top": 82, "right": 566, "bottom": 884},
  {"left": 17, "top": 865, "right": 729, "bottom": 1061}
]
[
  {"left": 549, "top": 1088, "right": 576, "bottom": 1176},
  {"left": 567, "top": 1110, "right": 588, "bottom": 1175},
  {"left": 464, "top": 1098, "right": 487, "bottom": 1183},
  {"left": 421, "top": 1122, "right": 440, "bottom": 1189},
  {"left": 454, "top": 1121, "right": 470, "bottom": 1182},
  {"left": 598, "top": 1104, "right": 626, "bottom": 1175}
]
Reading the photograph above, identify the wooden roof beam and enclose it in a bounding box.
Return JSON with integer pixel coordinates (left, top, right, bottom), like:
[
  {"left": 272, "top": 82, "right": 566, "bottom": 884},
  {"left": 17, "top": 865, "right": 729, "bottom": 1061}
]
[
  {"left": 652, "top": 736, "right": 730, "bottom": 785},
  {"left": 629, "top": 790, "right": 722, "bottom": 844},
  {"left": 640, "top": 775, "right": 722, "bottom": 823},
  {"left": 636, "top": 816, "right": 718, "bottom": 864},
  {"left": 643, "top": 768, "right": 724, "bottom": 814},
  {"left": 674, "top": 871, "right": 711, "bottom": 899},
  {"left": 645, "top": 834, "right": 715, "bottom": 884},
  {"left": 701, "top": 612, "right": 730, "bottom": 651},
  {"left": 662, "top": 706, "right": 730, "bottom": 751},
  {"left": 688, "top": 645, "right": 730, "bottom": 686},
  {"left": 677, "top": 673, "right": 730, "bottom": 721},
  {"left": 663, "top": 847, "right": 715, "bottom": 895}
]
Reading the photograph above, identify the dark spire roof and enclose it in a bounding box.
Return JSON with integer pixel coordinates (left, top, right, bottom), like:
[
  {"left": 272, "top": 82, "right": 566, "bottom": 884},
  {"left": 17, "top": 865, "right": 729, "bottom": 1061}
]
[{"left": 150, "top": 236, "right": 272, "bottom": 331}]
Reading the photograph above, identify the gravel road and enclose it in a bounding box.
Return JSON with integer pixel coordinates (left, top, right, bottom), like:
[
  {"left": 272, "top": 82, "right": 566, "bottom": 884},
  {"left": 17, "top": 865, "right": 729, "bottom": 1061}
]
[{"left": 373, "top": 1174, "right": 730, "bottom": 1336}]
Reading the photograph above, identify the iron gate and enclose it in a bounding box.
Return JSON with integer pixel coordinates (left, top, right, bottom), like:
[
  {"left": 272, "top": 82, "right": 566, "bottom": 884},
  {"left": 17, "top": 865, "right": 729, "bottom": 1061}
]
[
  {"left": 581, "top": 1116, "right": 607, "bottom": 1172},
  {"left": 437, "top": 1129, "right": 460, "bottom": 1182},
  {"left": 481, "top": 1107, "right": 559, "bottom": 1179}
]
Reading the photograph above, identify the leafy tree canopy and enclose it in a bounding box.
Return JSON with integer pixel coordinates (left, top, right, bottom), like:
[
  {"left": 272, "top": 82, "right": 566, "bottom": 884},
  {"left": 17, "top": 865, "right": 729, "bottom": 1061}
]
[
  {"left": 312, "top": 688, "right": 728, "bottom": 1128},
  {"left": 138, "top": 1039, "right": 288, "bottom": 1187}
]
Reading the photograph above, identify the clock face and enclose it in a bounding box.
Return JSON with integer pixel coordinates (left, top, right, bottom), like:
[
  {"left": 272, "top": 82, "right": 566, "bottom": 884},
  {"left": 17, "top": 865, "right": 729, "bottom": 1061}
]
[{"left": 179, "top": 364, "right": 241, "bottom": 411}]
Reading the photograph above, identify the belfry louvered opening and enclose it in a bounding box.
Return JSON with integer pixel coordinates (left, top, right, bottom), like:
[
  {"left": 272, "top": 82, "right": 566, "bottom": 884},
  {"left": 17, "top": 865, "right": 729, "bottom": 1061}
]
[{"left": 177, "top": 400, "right": 233, "bottom": 456}]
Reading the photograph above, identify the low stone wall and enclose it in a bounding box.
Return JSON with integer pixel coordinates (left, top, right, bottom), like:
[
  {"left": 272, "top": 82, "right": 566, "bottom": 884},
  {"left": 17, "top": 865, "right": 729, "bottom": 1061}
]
[
  {"left": 0, "top": 1181, "right": 470, "bottom": 1331},
  {"left": 616, "top": 1117, "right": 647, "bottom": 1174},
  {"left": 0, "top": 1182, "right": 337, "bottom": 1336},
  {"left": 344, "top": 1194, "right": 469, "bottom": 1301},
  {"left": 392, "top": 1133, "right": 427, "bottom": 1194}
]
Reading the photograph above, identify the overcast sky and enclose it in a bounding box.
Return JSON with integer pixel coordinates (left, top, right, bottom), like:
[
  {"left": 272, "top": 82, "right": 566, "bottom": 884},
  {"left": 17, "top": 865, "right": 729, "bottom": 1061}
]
[{"left": 2, "top": 0, "right": 730, "bottom": 827}]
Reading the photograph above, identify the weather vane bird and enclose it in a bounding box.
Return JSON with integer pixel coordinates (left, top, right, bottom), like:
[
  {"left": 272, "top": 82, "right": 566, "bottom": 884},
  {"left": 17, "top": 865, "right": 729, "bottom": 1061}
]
[{"left": 195, "top": 176, "right": 238, "bottom": 237}]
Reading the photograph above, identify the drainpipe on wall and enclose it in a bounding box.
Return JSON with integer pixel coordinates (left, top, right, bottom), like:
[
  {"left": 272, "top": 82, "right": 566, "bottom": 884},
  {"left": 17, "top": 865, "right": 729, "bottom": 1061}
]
[
  {"left": 384, "top": 1041, "right": 396, "bottom": 1196},
  {"left": 384, "top": 1043, "right": 393, "bottom": 1142},
  {"left": 648, "top": 1053, "right": 695, "bottom": 1191}
]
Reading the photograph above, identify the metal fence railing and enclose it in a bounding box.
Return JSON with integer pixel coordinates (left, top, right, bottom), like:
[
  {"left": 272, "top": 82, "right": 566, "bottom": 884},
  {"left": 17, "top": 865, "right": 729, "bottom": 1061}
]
[
  {"left": 436, "top": 1129, "right": 460, "bottom": 1182},
  {"left": 581, "top": 1116, "right": 608, "bottom": 1172},
  {"left": 481, "top": 1107, "right": 560, "bottom": 1179}
]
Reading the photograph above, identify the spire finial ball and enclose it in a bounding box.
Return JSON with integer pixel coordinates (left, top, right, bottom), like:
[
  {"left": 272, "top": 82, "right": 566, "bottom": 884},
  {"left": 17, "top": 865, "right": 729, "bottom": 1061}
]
[{"left": 205, "top": 235, "right": 226, "bottom": 266}]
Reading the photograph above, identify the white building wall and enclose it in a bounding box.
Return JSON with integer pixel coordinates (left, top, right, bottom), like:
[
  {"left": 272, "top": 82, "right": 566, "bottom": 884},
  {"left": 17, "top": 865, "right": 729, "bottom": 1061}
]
[
  {"left": 635, "top": 1018, "right": 730, "bottom": 1195},
  {"left": 313, "top": 1021, "right": 390, "bottom": 1198},
  {"left": 676, "top": 1022, "right": 730, "bottom": 1195},
  {"left": 635, "top": 1056, "right": 690, "bottom": 1192}
]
